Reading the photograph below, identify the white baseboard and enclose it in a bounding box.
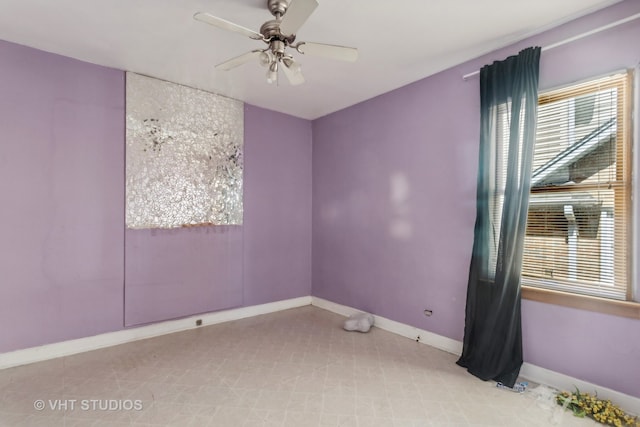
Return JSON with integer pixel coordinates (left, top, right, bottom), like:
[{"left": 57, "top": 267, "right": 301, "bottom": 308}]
[
  {"left": 2, "top": 294, "right": 638, "bottom": 414},
  {"left": 311, "top": 296, "right": 463, "bottom": 355},
  {"left": 0, "top": 296, "right": 311, "bottom": 370},
  {"left": 311, "top": 296, "right": 640, "bottom": 414}
]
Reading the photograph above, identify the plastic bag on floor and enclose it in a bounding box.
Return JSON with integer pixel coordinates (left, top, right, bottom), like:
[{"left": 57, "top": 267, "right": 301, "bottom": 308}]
[
  {"left": 528, "top": 384, "right": 568, "bottom": 425},
  {"left": 343, "top": 312, "right": 374, "bottom": 332}
]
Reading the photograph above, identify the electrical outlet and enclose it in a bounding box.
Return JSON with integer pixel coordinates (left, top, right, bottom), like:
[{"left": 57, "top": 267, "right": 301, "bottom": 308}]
[{"left": 423, "top": 309, "right": 433, "bottom": 317}]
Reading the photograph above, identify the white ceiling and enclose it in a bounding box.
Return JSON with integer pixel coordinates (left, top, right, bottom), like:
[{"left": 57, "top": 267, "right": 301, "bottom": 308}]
[{"left": 0, "top": 0, "right": 622, "bottom": 119}]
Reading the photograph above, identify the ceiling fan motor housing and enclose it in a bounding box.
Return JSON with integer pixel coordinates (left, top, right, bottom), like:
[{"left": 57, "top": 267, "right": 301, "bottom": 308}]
[{"left": 260, "top": 20, "right": 296, "bottom": 44}]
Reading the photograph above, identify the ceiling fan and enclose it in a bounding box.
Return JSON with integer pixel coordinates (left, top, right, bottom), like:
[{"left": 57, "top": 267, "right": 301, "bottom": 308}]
[{"left": 194, "top": 0, "right": 358, "bottom": 86}]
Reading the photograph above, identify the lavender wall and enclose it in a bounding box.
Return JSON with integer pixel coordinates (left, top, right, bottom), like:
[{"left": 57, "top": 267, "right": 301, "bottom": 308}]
[
  {"left": 0, "top": 40, "right": 312, "bottom": 348},
  {"left": 0, "top": 40, "right": 125, "bottom": 352},
  {"left": 124, "top": 227, "right": 244, "bottom": 326},
  {"left": 124, "top": 105, "right": 313, "bottom": 325},
  {"left": 243, "top": 105, "right": 313, "bottom": 306},
  {"left": 312, "top": 0, "right": 640, "bottom": 398}
]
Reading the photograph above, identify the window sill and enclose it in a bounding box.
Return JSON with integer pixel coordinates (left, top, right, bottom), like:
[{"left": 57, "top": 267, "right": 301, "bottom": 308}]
[{"left": 522, "top": 286, "right": 640, "bottom": 319}]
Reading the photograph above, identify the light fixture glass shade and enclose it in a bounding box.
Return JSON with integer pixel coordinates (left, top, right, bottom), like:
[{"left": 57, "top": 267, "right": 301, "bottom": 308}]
[
  {"left": 282, "top": 57, "right": 302, "bottom": 76},
  {"left": 281, "top": 57, "right": 305, "bottom": 85},
  {"left": 258, "top": 51, "right": 272, "bottom": 67},
  {"left": 266, "top": 61, "right": 278, "bottom": 84}
]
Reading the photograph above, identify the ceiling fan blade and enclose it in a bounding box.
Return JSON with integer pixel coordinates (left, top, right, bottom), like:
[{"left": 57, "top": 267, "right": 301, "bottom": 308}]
[
  {"left": 194, "top": 12, "right": 263, "bottom": 40},
  {"left": 281, "top": 61, "right": 305, "bottom": 86},
  {"left": 296, "top": 42, "right": 358, "bottom": 62},
  {"left": 215, "top": 50, "right": 262, "bottom": 71},
  {"left": 279, "top": 0, "right": 319, "bottom": 36}
]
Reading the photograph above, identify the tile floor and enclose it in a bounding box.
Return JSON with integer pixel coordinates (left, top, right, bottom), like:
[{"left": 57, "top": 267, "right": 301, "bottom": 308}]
[{"left": 0, "top": 306, "right": 599, "bottom": 426}]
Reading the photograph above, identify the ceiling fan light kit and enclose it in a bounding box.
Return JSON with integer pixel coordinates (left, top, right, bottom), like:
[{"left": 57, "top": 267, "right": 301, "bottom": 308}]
[{"left": 194, "top": 0, "right": 358, "bottom": 86}]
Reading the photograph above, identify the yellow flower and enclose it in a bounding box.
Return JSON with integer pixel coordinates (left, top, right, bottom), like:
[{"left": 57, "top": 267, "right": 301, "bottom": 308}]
[{"left": 556, "top": 389, "right": 638, "bottom": 427}]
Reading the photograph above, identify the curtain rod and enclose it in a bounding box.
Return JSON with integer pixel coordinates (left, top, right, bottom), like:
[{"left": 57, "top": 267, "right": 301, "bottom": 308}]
[{"left": 462, "top": 12, "right": 640, "bottom": 81}]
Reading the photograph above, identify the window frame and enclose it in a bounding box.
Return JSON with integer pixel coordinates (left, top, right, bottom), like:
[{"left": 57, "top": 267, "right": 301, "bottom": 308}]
[{"left": 520, "top": 69, "right": 639, "bottom": 319}]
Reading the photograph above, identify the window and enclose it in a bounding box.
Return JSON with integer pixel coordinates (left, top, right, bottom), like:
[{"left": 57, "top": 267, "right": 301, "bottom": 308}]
[{"left": 521, "top": 72, "right": 633, "bottom": 301}]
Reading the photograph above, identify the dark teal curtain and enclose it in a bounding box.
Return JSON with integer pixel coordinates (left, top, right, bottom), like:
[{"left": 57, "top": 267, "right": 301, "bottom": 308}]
[{"left": 457, "top": 47, "right": 541, "bottom": 387}]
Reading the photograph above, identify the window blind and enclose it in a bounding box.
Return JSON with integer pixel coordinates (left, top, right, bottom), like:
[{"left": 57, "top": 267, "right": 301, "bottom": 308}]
[{"left": 521, "top": 73, "right": 632, "bottom": 300}]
